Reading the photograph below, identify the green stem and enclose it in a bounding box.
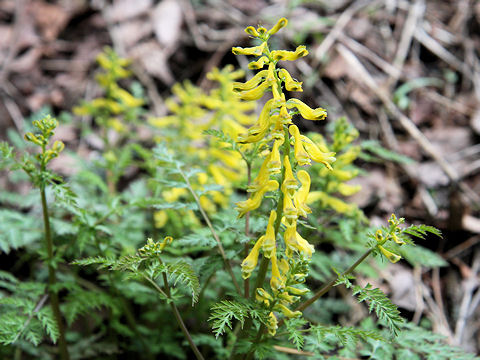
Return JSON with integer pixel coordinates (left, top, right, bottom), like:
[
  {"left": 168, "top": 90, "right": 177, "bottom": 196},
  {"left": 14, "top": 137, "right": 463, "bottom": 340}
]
[
  {"left": 146, "top": 270, "right": 205, "bottom": 360},
  {"left": 244, "top": 161, "right": 252, "bottom": 299},
  {"left": 178, "top": 165, "right": 242, "bottom": 296},
  {"left": 40, "top": 186, "right": 70, "bottom": 360},
  {"left": 250, "top": 126, "right": 290, "bottom": 299},
  {"left": 295, "top": 248, "right": 372, "bottom": 313},
  {"left": 232, "top": 127, "right": 290, "bottom": 360}
]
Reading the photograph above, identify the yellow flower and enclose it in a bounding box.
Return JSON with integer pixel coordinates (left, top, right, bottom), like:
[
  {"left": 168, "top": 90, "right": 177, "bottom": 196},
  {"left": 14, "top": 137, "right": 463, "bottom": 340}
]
[
  {"left": 262, "top": 210, "right": 277, "bottom": 258},
  {"left": 378, "top": 245, "right": 401, "bottom": 263},
  {"left": 248, "top": 154, "right": 271, "bottom": 193},
  {"left": 236, "top": 180, "right": 279, "bottom": 218},
  {"left": 287, "top": 98, "right": 327, "bottom": 120},
  {"left": 241, "top": 236, "right": 265, "bottom": 279},
  {"left": 267, "top": 139, "right": 283, "bottom": 174},
  {"left": 270, "top": 253, "right": 285, "bottom": 291},
  {"left": 307, "top": 191, "right": 355, "bottom": 214},
  {"left": 289, "top": 125, "right": 310, "bottom": 166},
  {"left": 337, "top": 183, "right": 361, "bottom": 196},
  {"left": 274, "top": 303, "right": 302, "bottom": 318},
  {"left": 286, "top": 286, "right": 309, "bottom": 296},
  {"left": 279, "top": 104, "right": 292, "bottom": 125},
  {"left": 278, "top": 69, "right": 303, "bottom": 92},
  {"left": 232, "top": 42, "right": 267, "bottom": 56},
  {"left": 301, "top": 135, "right": 336, "bottom": 169},
  {"left": 256, "top": 288, "right": 273, "bottom": 306},
  {"left": 111, "top": 86, "right": 144, "bottom": 107},
  {"left": 163, "top": 188, "right": 188, "bottom": 202},
  {"left": 283, "top": 195, "right": 298, "bottom": 224},
  {"left": 154, "top": 210, "right": 168, "bottom": 228},
  {"left": 267, "top": 312, "right": 278, "bottom": 336},
  {"left": 268, "top": 18, "right": 288, "bottom": 35},
  {"left": 284, "top": 221, "right": 298, "bottom": 257},
  {"left": 294, "top": 170, "right": 312, "bottom": 217},
  {"left": 238, "top": 99, "right": 274, "bottom": 143},
  {"left": 271, "top": 45, "right": 308, "bottom": 61},
  {"left": 244, "top": 26, "right": 259, "bottom": 37},
  {"left": 236, "top": 80, "right": 270, "bottom": 101},
  {"left": 148, "top": 115, "right": 177, "bottom": 128},
  {"left": 281, "top": 156, "right": 298, "bottom": 197},
  {"left": 330, "top": 168, "right": 358, "bottom": 181},
  {"left": 248, "top": 56, "right": 269, "bottom": 70},
  {"left": 296, "top": 232, "right": 314, "bottom": 258},
  {"left": 278, "top": 291, "right": 298, "bottom": 304},
  {"left": 200, "top": 195, "right": 217, "bottom": 213},
  {"left": 232, "top": 70, "right": 268, "bottom": 92}
]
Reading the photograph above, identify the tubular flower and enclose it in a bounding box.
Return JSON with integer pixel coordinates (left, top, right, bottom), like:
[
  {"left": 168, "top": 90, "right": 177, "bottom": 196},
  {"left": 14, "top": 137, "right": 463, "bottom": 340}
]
[
  {"left": 281, "top": 156, "right": 298, "bottom": 197},
  {"left": 241, "top": 236, "right": 265, "bottom": 279},
  {"left": 274, "top": 303, "right": 302, "bottom": 318},
  {"left": 238, "top": 99, "right": 274, "bottom": 143},
  {"left": 232, "top": 70, "right": 268, "bottom": 91},
  {"left": 245, "top": 26, "right": 259, "bottom": 37},
  {"left": 270, "top": 253, "right": 286, "bottom": 291},
  {"left": 296, "top": 232, "right": 315, "bottom": 258},
  {"left": 236, "top": 179, "right": 279, "bottom": 218},
  {"left": 262, "top": 210, "right": 277, "bottom": 258},
  {"left": 337, "top": 183, "right": 361, "bottom": 196},
  {"left": 287, "top": 98, "right": 327, "bottom": 120},
  {"left": 378, "top": 245, "right": 401, "bottom": 263},
  {"left": 267, "top": 312, "right": 278, "bottom": 336},
  {"left": 294, "top": 170, "right": 312, "bottom": 217},
  {"left": 301, "top": 135, "right": 336, "bottom": 169},
  {"left": 268, "top": 17, "right": 288, "bottom": 35},
  {"left": 248, "top": 56, "right": 269, "bottom": 70},
  {"left": 286, "top": 286, "right": 309, "bottom": 296},
  {"left": 267, "top": 139, "right": 283, "bottom": 174},
  {"left": 278, "top": 69, "right": 303, "bottom": 92},
  {"left": 284, "top": 221, "right": 298, "bottom": 257},
  {"left": 271, "top": 45, "right": 309, "bottom": 61},
  {"left": 283, "top": 194, "right": 298, "bottom": 224},
  {"left": 289, "top": 125, "right": 311, "bottom": 166},
  {"left": 236, "top": 80, "right": 270, "bottom": 101},
  {"left": 248, "top": 154, "right": 271, "bottom": 193},
  {"left": 256, "top": 288, "right": 273, "bottom": 306},
  {"left": 279, "top": 104, "right": 292, "bottom": 125},
  {"left": 232, "top": 42, "right": 267, "bottom": 56}
]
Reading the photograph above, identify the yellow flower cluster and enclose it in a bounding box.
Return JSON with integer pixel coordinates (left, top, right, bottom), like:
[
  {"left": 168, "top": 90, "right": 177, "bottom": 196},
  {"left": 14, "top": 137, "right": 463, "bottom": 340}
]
[
  {"left": 73, "top": 48, "right": 144, "bottom": 133},
  {"left": 374, "top": 214, "right": 405, "bottom": 263},
  {"left": 149, "top": 66, "right": 256, "bottom": 227},
  {"left": 306, "top": 118, "right": 362, "bottom": 214},
  {"left": 233, "top": 18, "right": 336, "bottom": 333}
]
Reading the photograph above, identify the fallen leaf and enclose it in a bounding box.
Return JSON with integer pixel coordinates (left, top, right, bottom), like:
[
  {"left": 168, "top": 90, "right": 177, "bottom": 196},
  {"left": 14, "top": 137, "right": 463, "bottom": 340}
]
[
  {"left": 129, "top": 41, "right": 174, "bottom": 84},
  {"left": 152, "top": 0, "right": 183, "bottom": 51},
  {"left": 111, "top": 19, "right": 153, "bottom": 49},
  {"left": 105, "top": 0, "right": 153, "bottom": 23}
]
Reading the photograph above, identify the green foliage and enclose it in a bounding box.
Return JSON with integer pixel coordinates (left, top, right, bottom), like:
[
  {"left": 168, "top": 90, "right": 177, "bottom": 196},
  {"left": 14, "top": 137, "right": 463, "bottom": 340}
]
[
  {"left": 209, "top": 300, "right": 251, "bottom": 338},
  {"left": 336, "top": 275, "right": 403, "bottom": 335},
  {"left": 1, "top": 32, "right": 477, "bottom": 360}
]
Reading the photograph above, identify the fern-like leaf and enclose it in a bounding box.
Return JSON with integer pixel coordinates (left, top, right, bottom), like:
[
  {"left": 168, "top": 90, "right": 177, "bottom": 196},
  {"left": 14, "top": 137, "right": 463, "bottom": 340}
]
[
  {"left": 352, "top": 283, "right": 403, "bottom": 335},
  {"left": 209, "top": 300, "right": 251, "bottom": 338},
  {"left": 166, "top": 261, "right": 200, "bottom": 305}
]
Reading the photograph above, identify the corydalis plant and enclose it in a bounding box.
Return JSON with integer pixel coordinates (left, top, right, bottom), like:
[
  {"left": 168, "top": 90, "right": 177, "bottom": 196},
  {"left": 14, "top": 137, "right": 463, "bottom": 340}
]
[{"left": 233, "top": 18, "right": 336, "bottom": 335}]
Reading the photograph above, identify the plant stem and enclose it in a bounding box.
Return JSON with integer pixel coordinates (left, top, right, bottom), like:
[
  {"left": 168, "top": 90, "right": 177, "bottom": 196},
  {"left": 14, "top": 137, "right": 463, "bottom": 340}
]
[
  {"left": 146, "top": 270, "right": 205, "bottom": 360},
  {"left": 244, "top": 162, "right": 252, "bottom": 299},
  {"left": 232, "top": 127, "right": 290, "bottom": 360},
  {"left": 40, "top": 186, "right": 70, "bottom": 360},
  {"left": 178, "top": 165, "right": 242, "bottom": 296},
  {"left": 295, "top": 248, "right": 372, "bottom": 313},
  {"left": 250, "top": 126, "right": 290, "bottom": 299}
]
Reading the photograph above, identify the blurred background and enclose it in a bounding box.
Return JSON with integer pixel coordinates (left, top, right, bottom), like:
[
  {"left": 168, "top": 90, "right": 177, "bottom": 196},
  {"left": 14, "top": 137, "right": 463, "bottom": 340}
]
[{"left": 1, "top": 0, "right": 480, "bottom": 354}]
